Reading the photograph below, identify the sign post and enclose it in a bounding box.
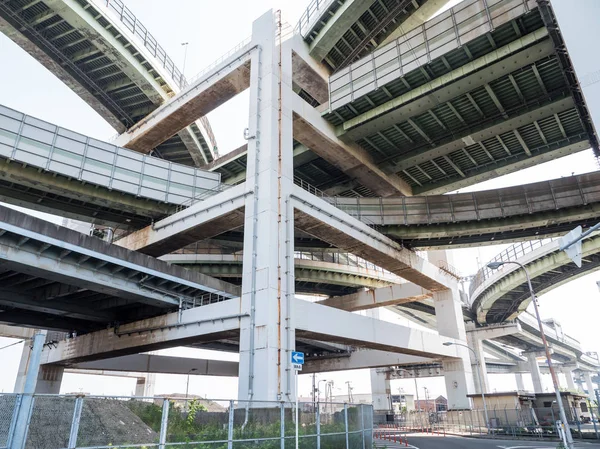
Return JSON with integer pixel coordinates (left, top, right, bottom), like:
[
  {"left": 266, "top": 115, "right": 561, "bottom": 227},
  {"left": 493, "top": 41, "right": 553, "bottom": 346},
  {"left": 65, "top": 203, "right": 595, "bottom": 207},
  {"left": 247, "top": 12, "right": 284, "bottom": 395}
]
[{"left": 292, "top": 351, "right": 304, "bottom": 449}]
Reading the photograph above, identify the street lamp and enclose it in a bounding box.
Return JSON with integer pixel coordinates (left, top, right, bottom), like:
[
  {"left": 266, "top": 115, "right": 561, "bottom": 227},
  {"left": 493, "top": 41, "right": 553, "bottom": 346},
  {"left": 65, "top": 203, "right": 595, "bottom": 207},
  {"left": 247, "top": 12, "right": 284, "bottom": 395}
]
[
  {"left": 181, "top": 42, "right": 189, "bottom": 77},
  {"left": 185, "top": 368, "right": 197, "bottom": 412},
  {"left": 443, "top": 341, "right": 490, "bottom": 432},
  {"left": 487, "top": 260, "right": 575, "bottom": 449},
  {"left": 317, "top": 379, "right": 328, "bottom": 413}
]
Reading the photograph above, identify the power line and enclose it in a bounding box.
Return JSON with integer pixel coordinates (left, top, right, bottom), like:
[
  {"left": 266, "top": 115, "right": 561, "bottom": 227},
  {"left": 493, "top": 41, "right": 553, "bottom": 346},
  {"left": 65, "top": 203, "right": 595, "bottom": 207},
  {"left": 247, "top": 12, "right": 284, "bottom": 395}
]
[{"left": 0, "top": 340, "right": 24, "bottom": 351}]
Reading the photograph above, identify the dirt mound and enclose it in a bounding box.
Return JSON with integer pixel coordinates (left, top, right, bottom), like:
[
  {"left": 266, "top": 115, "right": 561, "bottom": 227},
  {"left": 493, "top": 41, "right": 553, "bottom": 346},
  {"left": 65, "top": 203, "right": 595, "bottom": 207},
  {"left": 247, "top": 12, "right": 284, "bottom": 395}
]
[{"left": 25, "top": 397, "right": 157, "bottom": 449}]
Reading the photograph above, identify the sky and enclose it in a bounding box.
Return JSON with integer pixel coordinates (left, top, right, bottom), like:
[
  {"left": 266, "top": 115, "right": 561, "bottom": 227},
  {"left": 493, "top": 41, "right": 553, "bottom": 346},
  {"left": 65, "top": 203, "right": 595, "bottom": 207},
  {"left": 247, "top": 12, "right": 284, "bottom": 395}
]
[{"left": 0, "top": 0, "right": 600, "bottom": 403}]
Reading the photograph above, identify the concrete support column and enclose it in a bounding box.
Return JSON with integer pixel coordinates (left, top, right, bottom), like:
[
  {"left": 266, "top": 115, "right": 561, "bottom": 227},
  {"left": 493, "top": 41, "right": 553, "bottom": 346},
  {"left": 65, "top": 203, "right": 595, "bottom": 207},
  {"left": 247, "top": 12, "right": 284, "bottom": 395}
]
[
  {"left": 370, "top": 370, "right": 392, "bottom": 412},
  {"left": 238, "top": 10, "right": 296, "bottom": 403},
  {"left": 526, "top": 352, "right": 544, "bottom": 393},
  {"left": 564, "top": 369, "right": 576, "bottom": 392},
  {"left": 13, "top": 340, "right": 32, "bottom": 393},
  {"left": 36, "top": 365, "right": 65, "bottom": 394},
  {"left": 584, "top": 372, "right": 596, "bottom": 402},
  {"left": 11, "top": 332, "right": 45, "bottom": 449},
  {"left": 515, "top": 373, "right": 526, "bottom": 391},
  {"left": 135, "top": 374, "right": 156, "bottom": 397},
  {"left": 433, "top": 289, "right": 474, "bottom": 409},
  {"left": 469, "top": 338, "right": 489, "bottom": 395}
]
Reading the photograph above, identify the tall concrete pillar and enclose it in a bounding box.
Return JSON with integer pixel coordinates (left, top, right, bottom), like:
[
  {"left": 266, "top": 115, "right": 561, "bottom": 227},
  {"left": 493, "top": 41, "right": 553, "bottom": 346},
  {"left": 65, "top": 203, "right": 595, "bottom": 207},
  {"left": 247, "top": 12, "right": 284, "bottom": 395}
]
[
  {"left": 469, "top": 338, "right": 489, "bottom": 394},
  {"left": 370, "top": 370, "right": 392, "bottom": 412},
  {"left": 526, "top": 352, "right": 544, "bottom": 393},
  {"left": 36, "top": 365, "right": 64, "bottom": 394},
  {"left": 433, "top": 289, "right": 474, "bottom": 409},
  {"left": 135, "top": 374, "right": 156, "bottom": 397},
  {"left": 14, "top": 331, "right": 64, "bottom": 394},
  {"left": 584, "top": 371, "right": 596, "bottom": 402},
  {"left": 515, "top": 373, "right": 526, "bottom": 391},
  {"left": 11, "top": 332, "right": 45, "bottom": 449},
  {"left": 238, "top": 10, "right": 296, "bottom": 403},
  {"left": 563, "top": 369, "right": 576, "bottom": 392},
  {"left": 13, "top": 339, "right": 32, "bottom": 393}
]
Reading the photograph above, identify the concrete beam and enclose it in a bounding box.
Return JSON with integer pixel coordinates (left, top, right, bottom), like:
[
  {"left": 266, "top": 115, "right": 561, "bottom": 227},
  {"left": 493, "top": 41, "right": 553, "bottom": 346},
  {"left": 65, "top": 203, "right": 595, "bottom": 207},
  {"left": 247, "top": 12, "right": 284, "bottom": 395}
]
[
  {"left": 317, "top": 283, "right": 431, "bottom": 311},
  {"left": 292, "top": 185, "right": 457, "bottom": 291},
  {"left": 309, "top": 0, "right": 376, "bottom": 62},
  {"left": 295, "top": 299, "right": 462, "bottom": 359},
  {"left": 292, "top": 92, "right": 412, "bottom": 196},
  {"left": 466, "top": 322, "right": 522, "bottom": 340},
  {"left": 292, "top": 50, "right": 329, "bottom": 105},
  {"left": 116, "top": 183, "right": 247, "bottom": 256},
  {"left": 40, "top": 299, "right": 243, "bottom": 364},
  {"left": 304, "top": 349, "right": 434, "bottom": 373},
  {"left": 114, "top": 47, "right": 253, "bottom": 152},
  {"left": 70, "top": 354, "right": 239, "bottom": 376},
  {"left": 0, "top": 325, "right": 34, "bottom": 339},
  {"left": 70, "top": 350, "right": 432, "bottom": 376}
]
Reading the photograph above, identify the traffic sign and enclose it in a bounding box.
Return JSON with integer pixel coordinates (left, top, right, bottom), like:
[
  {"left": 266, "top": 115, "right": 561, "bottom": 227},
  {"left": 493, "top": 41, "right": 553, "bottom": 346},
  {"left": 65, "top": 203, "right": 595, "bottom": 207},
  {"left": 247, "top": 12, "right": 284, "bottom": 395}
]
[
  {"left": 291, "top": 351, "right": 304, "bottom": 365},
  {"left": 293, "top": 363, "right": 302, "bottom": 371},
  {"left": 559, "top": 225, "right": 582, "bottom": 268}
]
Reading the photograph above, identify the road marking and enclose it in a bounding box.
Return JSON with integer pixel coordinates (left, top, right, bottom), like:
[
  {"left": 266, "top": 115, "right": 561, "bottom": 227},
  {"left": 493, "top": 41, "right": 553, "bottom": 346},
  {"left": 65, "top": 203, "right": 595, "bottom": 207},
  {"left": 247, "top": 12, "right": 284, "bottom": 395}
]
[{"left": 497, "top": 446, "right": 556, "bottom": 448}]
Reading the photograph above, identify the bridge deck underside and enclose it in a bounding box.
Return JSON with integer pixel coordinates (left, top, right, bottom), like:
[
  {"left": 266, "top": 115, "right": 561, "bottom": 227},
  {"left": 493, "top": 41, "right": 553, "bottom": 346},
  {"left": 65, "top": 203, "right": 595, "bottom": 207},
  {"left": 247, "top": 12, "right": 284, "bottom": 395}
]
[
  {"left": 0, "top": 0, "right": 211, "bottom": 165},
  {"left": 304, "top": 0, "right": 429, "bottom": 72},
  {"left": 211, "top": 3, "right": 598, "bottom": 199},
  {"left": 0, "top": 206, "right": 239, "bottom": 333},
  {"left": 482, "top": 251, "right": 600, "bottom": 324}
]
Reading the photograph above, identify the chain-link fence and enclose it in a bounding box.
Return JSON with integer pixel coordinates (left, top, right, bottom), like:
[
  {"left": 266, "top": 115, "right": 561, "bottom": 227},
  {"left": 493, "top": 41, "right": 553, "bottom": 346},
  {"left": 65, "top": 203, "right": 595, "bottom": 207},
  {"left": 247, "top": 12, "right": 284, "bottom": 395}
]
[
  {"left": 0, "top": 394, "right": 373, "bottom": 449},
  {"left": 375, "top": 404, "right": 600, "bottom": 442}
]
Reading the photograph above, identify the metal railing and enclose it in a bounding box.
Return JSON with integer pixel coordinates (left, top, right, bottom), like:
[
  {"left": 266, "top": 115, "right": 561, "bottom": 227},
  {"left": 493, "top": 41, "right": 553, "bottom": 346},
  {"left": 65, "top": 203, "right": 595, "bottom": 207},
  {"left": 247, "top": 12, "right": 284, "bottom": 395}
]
[
  {"left": 185, "top": 36, "right": 253, "bottom": 87},
  {"left": 98, "top": 0, "right": 218, "bottom": 153},
  {"left": 293, "top": 176, "right": 384, "bottom": 231},
  {"left": 0, "top": 393, "right": 373, "bottom": 449},
  {"left": 295, "top": 251, "right": 392, "bottom": 275},
  {"left": 317, "top": 174, "right": 600, "bottom": 227},
  {"left": 294, "top": 0, "right": 337, "bottom": 36},
  {"left": 100, "top": 0, "right": 186, "bottom": 89},
  {"left": 375, "top": 403, "right": 600, "bottom": 442},
  {"left": 469, "top": 238, "right": 556, "bottom": 298}
]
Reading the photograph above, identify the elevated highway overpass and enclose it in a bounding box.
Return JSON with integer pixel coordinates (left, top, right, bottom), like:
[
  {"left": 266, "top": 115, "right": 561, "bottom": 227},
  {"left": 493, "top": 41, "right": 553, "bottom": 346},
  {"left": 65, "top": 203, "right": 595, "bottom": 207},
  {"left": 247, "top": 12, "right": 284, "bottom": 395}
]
[
  {"left": 2, "top": 97, "right": 598, "bottom": 246},
  {"left": 0, "top": 0, "right": 217, "bottom": 165},
  {"left": 1, "top": 0, "right": 598, "bottom": 408},
  {"left": 471, "top": 233, "right": 600, "bottom": 324}
]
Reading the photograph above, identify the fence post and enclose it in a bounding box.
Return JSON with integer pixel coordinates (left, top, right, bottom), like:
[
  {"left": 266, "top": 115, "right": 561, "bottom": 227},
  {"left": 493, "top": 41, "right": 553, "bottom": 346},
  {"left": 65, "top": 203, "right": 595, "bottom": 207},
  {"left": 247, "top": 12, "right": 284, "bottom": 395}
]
[
  {"left": 11, "top": 332, "right": 46, "bottom": 449},
  {"left": 316, "top": 404, "right": 321, "bottom": 449},
  {"left": 344, "top": 403, "right": 349, "bottom": 449},
  {"left": 6, "top": 394, "right": 22, "bottom": 449},
  {"left": 228, "top": 401, "right": 234, "bottom": 449},
  {"left": 360, "top": 405, "right": 365, "bottom": 449},
  {"left": 590, "top": 402, "right": 599, "bottom": 439},
  {"left": 159, "top": 399, "right": 170, "bottom": 449},
  {"left": 67, "top": 396, "right": 84, "bottom": 449},
  {"left": 280, "top": 402, "right": 285, "bottom": 449}
]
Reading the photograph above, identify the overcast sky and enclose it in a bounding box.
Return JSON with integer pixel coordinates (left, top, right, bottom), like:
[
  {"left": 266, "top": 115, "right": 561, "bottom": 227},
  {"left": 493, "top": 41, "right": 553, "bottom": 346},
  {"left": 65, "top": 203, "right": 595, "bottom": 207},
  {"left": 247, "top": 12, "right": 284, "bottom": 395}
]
[{"left": 1, "top": 0, "right": 600, "bottom": 401}]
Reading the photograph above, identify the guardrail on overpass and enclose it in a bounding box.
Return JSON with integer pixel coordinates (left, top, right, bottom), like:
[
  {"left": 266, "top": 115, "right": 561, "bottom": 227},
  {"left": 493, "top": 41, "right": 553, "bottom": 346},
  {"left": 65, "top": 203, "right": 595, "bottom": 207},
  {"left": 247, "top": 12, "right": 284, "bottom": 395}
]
[{"left": 0, "top": 104, "right": 221, "bottom": 205}]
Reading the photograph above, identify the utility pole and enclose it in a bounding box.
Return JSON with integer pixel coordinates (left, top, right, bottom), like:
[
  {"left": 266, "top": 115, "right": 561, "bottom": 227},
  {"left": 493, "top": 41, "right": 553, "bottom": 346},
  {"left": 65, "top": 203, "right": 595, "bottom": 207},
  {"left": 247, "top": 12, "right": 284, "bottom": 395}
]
[{"left": 345, "top": 381, "right": 353, "bottom": 403}]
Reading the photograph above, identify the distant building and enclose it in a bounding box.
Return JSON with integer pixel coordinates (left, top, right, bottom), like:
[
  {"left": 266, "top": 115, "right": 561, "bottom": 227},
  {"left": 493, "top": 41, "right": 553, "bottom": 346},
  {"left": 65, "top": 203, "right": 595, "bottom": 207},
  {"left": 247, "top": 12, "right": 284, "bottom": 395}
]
[{"left": 414, "top": 396, "right": 447, "bottom": 413}]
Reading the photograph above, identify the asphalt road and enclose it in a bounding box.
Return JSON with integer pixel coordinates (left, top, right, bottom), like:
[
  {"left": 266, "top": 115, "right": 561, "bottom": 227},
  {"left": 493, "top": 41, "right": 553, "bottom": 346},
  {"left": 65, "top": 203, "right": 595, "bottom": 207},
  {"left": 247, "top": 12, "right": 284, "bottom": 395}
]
[{"left": 396, "top": 434, "right": 598, "bottom": 448}]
